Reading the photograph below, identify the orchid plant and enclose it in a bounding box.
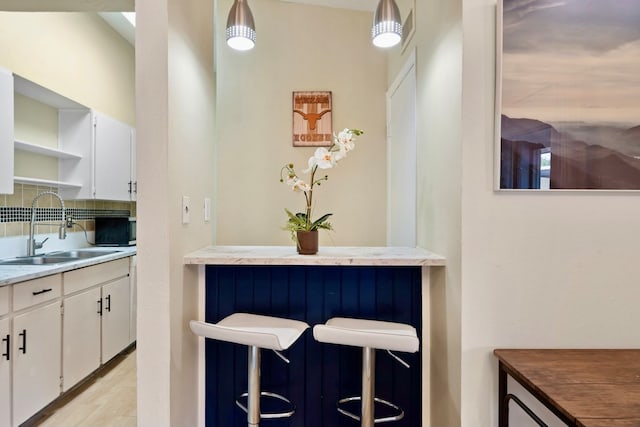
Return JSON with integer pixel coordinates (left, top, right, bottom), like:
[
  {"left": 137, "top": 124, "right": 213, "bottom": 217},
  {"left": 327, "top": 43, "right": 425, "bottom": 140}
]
[{"left": 280, "top": 128, "right": 364, "bottom": 240}]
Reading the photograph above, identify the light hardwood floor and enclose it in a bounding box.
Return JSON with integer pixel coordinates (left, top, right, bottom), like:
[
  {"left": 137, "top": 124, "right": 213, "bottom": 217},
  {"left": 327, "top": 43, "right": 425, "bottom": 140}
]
[{"left": 30, "top": 348, "right": 136, "bottom": 427}]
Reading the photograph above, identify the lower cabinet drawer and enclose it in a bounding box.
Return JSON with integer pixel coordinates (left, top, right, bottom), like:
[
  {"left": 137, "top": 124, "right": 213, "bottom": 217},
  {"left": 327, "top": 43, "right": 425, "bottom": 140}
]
[
  {"left": 0, "top": 286, "right": 8, "bottom": 316},
  {"left": 64, "top": 258, "right": 129, "bottom": 295},
  {"left": 13, "top": 275, "right": 62, "bottom": 312}
]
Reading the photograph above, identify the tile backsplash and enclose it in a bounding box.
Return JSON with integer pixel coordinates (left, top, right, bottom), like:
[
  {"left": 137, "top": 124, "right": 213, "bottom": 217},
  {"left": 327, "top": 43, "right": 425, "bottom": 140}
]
[{"left": 0, "top": 183, "right": 136, "bottom": 238}]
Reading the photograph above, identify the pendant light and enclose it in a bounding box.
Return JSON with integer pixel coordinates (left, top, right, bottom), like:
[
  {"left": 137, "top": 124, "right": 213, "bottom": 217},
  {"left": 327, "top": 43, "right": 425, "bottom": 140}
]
[
  {"left": 371, "top": 0, "right": 403, "bottom": 48},
  {"left": 226, "top": 0, "right": 256, "bottom": 51}
]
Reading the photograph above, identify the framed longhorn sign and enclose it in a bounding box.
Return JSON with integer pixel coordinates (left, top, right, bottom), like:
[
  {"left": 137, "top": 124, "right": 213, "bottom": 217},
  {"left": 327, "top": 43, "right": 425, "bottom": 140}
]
[{"left": 292, "top": 91, "right": 333, "bottom": 147}]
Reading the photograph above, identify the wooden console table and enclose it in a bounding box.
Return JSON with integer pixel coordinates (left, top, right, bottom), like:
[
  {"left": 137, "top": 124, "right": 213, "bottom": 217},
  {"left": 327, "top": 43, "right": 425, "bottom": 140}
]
[{"left": 494, "top": 349, "right": 640, "bottom": 427}]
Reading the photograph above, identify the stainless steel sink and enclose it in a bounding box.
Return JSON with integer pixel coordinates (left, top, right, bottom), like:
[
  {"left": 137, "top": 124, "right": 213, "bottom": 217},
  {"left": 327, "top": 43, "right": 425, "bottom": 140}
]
[
  {"left": 0, "top": 256, "right": 74, "bottom": 265},
  {"left": 0, "top": 249, "right": 120, "bottom": 266},
  {"left": 45, "top": 250, "right": 120, "bottom": 259}
]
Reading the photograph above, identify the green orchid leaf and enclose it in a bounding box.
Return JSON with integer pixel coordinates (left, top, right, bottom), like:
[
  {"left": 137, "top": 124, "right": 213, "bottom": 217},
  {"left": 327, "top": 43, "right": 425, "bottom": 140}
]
[{"left": 311, "top": 213, "right": 333, "bottom": 229}]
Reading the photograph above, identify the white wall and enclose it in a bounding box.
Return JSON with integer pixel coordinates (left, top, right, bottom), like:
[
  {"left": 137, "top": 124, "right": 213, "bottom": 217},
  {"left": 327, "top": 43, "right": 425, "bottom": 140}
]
[
  {"left": 388, "top": 1, "right": 463, "bottom": 425},
  {"left": 215, "top": 0, "right": 388, "bottom": 247},
  {"left": 0, "top": 12, "right": 135, "bottom": 125},
  {"left": 461, "top": 1, "right": 640, "bottom": 426},
  {"left": 0, "top": 12, "right": 135, "bottom": 184},
  {"left": 136, "top": 0, "right": 215, "bottom": 426}
]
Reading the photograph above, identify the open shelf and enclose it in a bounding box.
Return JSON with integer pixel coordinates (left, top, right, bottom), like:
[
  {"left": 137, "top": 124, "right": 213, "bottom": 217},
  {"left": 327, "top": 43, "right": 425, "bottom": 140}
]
[
  {"left": 14, "top": 176, "right": 82, "bottom": 190},
  {"left": 13, "top": 74, "right": 87, "bottom": 110},
  {"left": 14, "top": 140, "right": 82, "bottom": 160}
]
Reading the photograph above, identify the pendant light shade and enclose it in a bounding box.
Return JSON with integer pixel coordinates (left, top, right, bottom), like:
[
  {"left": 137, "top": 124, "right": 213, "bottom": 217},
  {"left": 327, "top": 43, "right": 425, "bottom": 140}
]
[
  {"left": 371, "top": 0, "right": 403, "bottom": 48},
  {"left": 226, "top": 0, "right": 256, "bottom": 51}
]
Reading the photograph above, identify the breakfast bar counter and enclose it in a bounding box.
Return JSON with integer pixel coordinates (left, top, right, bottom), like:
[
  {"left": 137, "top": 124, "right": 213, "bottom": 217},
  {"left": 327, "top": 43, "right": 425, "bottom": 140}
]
[
  {"left": 183, "top": 245, "right": 446, "bottom": 266},
  {"left": 185, "top": 245, "right": 445, "bottom": 427}
]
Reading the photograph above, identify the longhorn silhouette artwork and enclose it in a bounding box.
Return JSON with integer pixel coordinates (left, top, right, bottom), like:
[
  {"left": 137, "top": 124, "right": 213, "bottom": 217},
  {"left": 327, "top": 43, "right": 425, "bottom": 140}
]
[
  {"left": 293, "top": 91, "right": 333, "bottom": 146},
  {"left": 293, "top": 109, "right": 331, "bottom": 131}
]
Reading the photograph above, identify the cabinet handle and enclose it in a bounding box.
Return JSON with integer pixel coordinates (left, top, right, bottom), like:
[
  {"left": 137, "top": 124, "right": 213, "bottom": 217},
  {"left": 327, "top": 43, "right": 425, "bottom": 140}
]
[
  {"left": 133, "top": 181, "right": 137, "bottom": 194},
  {"left": 106, "top": 294, "right": 111, "bottom": 312},
  {"left": 97, "top": 299, "right": 103, "bottom": 316},
  {"left": 128, "top": 181, "right": 132, "bottom": 194},
  {"left": 32, "top": 288, "right": 52, "bottom": 296},
  {"left": 18, "top": 329, "right": 26, "bottom": 354},
  {"left": 2, "top": 334, "right": 9, "bottom": 361}
]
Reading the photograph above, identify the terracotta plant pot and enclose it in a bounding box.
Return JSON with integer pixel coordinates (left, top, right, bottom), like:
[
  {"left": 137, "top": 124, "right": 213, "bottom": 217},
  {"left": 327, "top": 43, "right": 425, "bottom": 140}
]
[{"left": 296, "top": 230, "right": 318, "bottom": 255}]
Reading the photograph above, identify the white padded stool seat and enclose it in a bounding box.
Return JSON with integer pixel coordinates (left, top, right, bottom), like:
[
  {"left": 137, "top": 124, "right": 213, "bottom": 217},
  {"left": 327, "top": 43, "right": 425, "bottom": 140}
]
[
  {"left": 190, "top": 313, "right": 309, "bottom": 351},
  {"left": 313, "top": 317, "right": 419, "bottom": 353},
  {"left": 191, "top": 313, "right": 309, "bottom": 427}
]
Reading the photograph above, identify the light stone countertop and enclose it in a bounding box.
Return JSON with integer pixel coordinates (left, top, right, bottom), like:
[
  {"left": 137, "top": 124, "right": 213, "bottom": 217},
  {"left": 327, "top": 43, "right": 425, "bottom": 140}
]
[
  {"left": 0, "top": 246, "right": 137, "bottom": 287},
  {"left": 183, "top": 245, "right": 446, "bottom": 266}
]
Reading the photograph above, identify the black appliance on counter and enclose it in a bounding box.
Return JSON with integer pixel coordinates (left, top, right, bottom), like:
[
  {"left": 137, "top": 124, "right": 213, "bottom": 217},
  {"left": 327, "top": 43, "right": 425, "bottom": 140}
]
[{"left": 94, "top": 216, "right": 136, "bottom": 246}]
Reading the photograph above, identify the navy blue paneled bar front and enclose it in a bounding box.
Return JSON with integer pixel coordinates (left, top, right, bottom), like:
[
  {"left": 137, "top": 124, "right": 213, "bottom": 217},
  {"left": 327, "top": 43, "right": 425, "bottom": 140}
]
[{"left": 204, "top": 264, "right": 423, "bottom": 427}]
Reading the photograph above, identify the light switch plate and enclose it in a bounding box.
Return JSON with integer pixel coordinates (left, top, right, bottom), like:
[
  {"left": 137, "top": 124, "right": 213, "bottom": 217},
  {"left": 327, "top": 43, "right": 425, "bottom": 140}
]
[
  {"left": 204, "top": 197, "right": 211, "bottom": 222},
  {"left": 182, "top": 196, "right": 191, "bottom": 224}
]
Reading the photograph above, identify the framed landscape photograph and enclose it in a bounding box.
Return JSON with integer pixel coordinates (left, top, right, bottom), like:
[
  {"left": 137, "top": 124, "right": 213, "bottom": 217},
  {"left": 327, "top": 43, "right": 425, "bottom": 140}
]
[{"left": 496, "top": 0, "right": 640, "bottom": 190}]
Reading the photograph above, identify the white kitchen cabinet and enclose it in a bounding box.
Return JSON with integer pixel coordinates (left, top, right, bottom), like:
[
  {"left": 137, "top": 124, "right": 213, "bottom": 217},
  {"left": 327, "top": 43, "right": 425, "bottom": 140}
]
[
  {"left": 12, "top": 301, "right": 61, "bottom": 426},
  {"left": 101, "top": 276, "right": 130, "bottom": 363},
  {"left": 0, "top": 68, "right": 14, "bottom": 194},
  {"left": 62, "top": 258, "right": 131, "bottom": 390},
  {"left": 0, "top": 256, "right": 134, "bottom": 425},
  {"left": 59, "top": 110, "right": 135, "bottom": 201},
  {"left": 0, "top": 287, "right": 8, "bottom": 317},
  {"left": 0, "top": 285, "right": 8, "bottom": 427},
  {"left": 62, "top": 277, "right": 131, "bottom": 391},
  {"left": 62, "top": 287, "right": 101, "bottom": 392},
  {"left": 129, "top": 255, "right": 137, "bottom": 344},
  {"left": 0, "top": 317, "right": 10, "bottom": 427},
  {"left": 130, "top": 129, "right": 137, "bottom": 201},
  {"left": 94, "top": 112, "right": 134, "bottom": 201}
]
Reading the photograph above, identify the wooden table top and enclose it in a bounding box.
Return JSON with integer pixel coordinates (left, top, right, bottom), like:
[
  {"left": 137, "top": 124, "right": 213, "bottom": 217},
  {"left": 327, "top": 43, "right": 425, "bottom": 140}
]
[{"left": 494, "top": 349, "right": 640, "bottom": 427}]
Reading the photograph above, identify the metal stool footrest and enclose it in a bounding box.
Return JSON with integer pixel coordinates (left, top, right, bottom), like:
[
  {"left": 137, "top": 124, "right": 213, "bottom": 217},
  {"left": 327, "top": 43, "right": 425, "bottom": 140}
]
[
  {"left": 337, "top": 396, "right": 405, "bottom": 424},
  {"left": 236, "top": 391, "right": 296, "bottom": 419}
]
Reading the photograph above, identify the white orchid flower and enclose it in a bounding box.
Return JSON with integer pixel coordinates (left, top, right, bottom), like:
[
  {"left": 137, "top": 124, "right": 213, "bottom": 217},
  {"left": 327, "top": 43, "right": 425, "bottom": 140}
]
[
  {"left": 334, "top": 145, "right": 348, "bottom": 161},
  {"left": 287, "top": 176, "right": 310, "bottom": 192},
  {"left": 336, "top": 129, "right": 356, "bottom": 151},
  {"left": 292, "top": 179, "right": 310, "bottom": 192},
  {"left": 304, "top": 147, "right": 336, "bottom": 172}
]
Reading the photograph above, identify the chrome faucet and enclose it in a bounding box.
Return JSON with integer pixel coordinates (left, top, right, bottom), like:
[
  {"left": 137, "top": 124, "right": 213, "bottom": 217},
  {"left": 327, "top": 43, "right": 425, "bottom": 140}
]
[{"left": 27, "top": 191, "right": 67, "bottom": 256}]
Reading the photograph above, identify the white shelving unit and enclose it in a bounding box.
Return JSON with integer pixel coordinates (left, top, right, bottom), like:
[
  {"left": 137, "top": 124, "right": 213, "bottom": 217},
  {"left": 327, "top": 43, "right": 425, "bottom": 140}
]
[
  {"left": 13, "top": 140, "right": 83, "bottom": 189},
  {"left": 1, "top": 73, "right": 88, "bottom": 194},
  {"left": 13, "top": 176, "right": 82, "bottom": 190},
  {"left": 14, "top": 140, "right": 82, "bottom": 160},
  {"left": 3, "top": 72, "right": 135, "bottom": 199}
]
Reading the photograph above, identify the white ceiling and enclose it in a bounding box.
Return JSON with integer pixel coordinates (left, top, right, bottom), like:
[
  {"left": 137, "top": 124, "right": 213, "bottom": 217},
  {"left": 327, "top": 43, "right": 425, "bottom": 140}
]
[
  {"left": 99, "top": 0, "right": 384, "bottom": 46},
  {"left": 99, "top": 12, "right": 135, "bottom": 46},
  {"left": 279, "top": 0, "right": 378, "bottom": 12}
]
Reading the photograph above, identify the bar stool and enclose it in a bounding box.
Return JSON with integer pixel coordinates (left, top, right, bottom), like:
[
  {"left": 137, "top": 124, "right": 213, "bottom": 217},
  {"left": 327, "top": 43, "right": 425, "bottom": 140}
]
[
  {"left": 190, "top": 313, "right": 309, "bottom": 427},
  {"left": 313, "top": 317, "right": 419, "bottom": 427}
]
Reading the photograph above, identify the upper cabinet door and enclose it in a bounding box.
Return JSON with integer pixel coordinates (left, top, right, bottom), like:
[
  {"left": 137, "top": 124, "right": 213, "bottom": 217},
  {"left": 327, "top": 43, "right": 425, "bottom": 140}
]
[
  {"left": 0, "top": 68, "right": 14, "bottom": 194},
  {"left": 130, "top": 129, "right": 136, "bottom": 201},
  {"left": 94, "top": 112, "right": 132, "bottom": 201}
]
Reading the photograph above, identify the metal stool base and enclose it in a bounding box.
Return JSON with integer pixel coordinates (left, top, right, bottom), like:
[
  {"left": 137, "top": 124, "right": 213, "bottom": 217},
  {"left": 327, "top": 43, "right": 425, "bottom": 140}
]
[
  {"left": 236, "top": 391, "right": 295, "bottom": 419},
  {"left": 337, "top": 396, "right": 405, "bottom": 424}
]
